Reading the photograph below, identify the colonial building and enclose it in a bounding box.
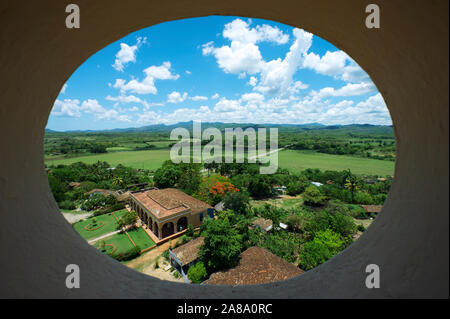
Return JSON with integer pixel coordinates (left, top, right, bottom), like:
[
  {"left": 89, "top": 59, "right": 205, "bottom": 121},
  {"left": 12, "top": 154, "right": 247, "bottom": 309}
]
[{"left": 130, "top": 188, "right": 213, "bottom": 240}]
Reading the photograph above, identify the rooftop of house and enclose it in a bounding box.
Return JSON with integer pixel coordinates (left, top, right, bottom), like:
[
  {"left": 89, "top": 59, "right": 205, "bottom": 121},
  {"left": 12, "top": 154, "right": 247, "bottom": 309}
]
[
  {"left": 214, "top": 201, "right": 225, "bottom": 212},
  {"left": 116, "top": 191, "right": 131, "bottom": 202},
  {"left": 251, "top": 217, "right": 273, "bottom": 231},
  {"left": 132, "top": 188, "right": 212, "bottom": 219},
  {"left": 203, "top": 247, "right": 304, "bottom": 286},
  {"left": 85, "top": 189, "right": 116, "bottom": 197},
  {"left": 361, "top": 205, "right": 383, "bottom": 213},
  {"left": 171, "top": 236, "right": 205, "bottom": 267}
]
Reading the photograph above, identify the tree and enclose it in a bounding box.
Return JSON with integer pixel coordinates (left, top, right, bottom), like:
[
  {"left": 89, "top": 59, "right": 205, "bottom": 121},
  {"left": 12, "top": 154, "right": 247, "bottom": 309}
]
[
  {"left": 199, "top": 218, "right": 242, "bottom": 272},
  {"left": 329, "top": 211, "right": 357, "bottom": 237},
  {"left": 185, "top": 224, "right": 195, "bottom": 237},
  {"left": 302, "top": 185, "right": 326, "bottom": 207},
  {"left": 248, "top": 175, "right": 272, "bottom": 198},
  {"left": 112, "top": 176, "right": 125, "bottom": 189},
  {"left": 117, "top": 210, "right": 138, "bottom": 230},
  {"left": 286, "top": 177, "right": 309, "bottom": 196},
  {"left": 344, "top": 171, "right": 360, "bottom": 203},
  {"left": 194, "top": 174, "right": 239, "bottom": 205},
  {"left": 223, "top": 190, "right": 249, "bottom": 215},
  {"left": 154, "top": 161, "right": 181, "bottom": 188},
  {"left": 187, "top": 261, "right": 208, "bottom": 284},
  {"left": 177, "top": 163, "right": 202, "bottom": 195}
]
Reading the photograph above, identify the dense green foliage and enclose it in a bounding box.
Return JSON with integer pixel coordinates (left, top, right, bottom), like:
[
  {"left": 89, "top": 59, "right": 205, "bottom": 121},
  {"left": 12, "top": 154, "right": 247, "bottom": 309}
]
[
  {"left": 187, "top": 261, "right": 208, "bottom": 284},
  {"left": 199, "top": 218, "right": 243, "bottom": 273},
  {"left": 47, "top": 161, "right": 151, "bottom": 209},
  {"left": 116, "top": 210, "right": 138, "bottom": 230},
  {"left": 109, "top": 245, "right": 141, "bottom": 261},
  {"left": 154, "top": 160, "right": 202, "bottom": 195}
]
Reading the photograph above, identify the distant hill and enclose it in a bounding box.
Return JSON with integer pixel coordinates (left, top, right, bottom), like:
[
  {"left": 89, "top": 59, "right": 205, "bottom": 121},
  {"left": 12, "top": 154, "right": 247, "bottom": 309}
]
[{"left": 45, "top": 121, "right": 393, "bottom": 135}]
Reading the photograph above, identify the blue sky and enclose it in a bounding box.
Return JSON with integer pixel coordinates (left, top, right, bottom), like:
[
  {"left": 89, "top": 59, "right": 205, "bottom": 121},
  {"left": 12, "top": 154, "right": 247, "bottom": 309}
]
[{"left": 47, "top": 16, "right": 391, "bottom": 131}]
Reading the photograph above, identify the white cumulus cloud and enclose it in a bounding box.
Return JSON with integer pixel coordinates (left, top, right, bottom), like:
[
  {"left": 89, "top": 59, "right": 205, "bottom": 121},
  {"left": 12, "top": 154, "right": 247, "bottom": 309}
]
[
  {"left": 167, "top": 91, "right": 188, "bottom": 104},
  {"left": 113, "top": 61, "right": 179, "bottom": 95},
  {"left": 112, "top": 37, "right": 146, "bottom": 71}
]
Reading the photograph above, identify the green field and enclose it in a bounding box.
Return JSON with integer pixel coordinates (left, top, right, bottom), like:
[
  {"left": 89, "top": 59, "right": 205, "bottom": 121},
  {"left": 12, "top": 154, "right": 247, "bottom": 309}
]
[
  {"left": 46, "top": 148, "right": 395, "bottom": 176},
  {"left": 278, "top": 150, "right": 395, "bottom": 176},
  {"left": 73, "top": 209, "right": 127, "bottom": 240},
  {"left": 127, "top": 227, "right": 155, "bottom": 250},
  {"left": 46, "top": 149, "right": 171, "bottom": 170}
]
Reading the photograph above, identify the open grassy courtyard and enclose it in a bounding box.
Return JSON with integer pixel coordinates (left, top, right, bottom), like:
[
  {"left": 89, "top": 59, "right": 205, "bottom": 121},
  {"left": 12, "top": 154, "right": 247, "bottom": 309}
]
[
  {"left": 73, "top": 209, "right": 128, "bottom": 240},
  {"left": 127, "top": 227, "right": 156, "bottom": 250},
  {"left": 94, "top": 228, "right": 155, "bottom": 255},
  {"left": 94, "top": 232, "right": 135, "bottom": 255}
]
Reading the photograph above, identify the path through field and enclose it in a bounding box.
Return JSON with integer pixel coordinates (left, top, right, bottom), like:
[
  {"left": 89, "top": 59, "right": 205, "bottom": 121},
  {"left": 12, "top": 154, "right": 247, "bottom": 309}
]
[
  {"left": 247, "top": 147, "right": 286, "bottom": 161},
  {"left": 62, "top": 212, "right": 92, "bottom": 224},
  {"left": 87, "top": 230, "right": 121, "bottom": 244}
]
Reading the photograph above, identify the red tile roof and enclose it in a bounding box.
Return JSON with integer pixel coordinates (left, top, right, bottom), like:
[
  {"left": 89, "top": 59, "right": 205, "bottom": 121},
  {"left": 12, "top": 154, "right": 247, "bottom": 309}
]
[
  {"left": 132, "top": 188, "right": 212, "bottom": 219},
  {"left": 361, "top": 205, "right": 383, "bottom": 213},
  {"left": 203, "top": 247, "right": 304, "bottom": 286},
  {"left": 172, "top": 237, "right": 205, "bottom": 266}
]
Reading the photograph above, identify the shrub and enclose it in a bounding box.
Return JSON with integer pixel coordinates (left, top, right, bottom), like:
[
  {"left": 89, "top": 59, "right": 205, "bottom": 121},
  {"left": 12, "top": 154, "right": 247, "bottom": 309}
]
[
  {"left": 185, "top": 224, "right": 195, "bottom": 237},
  {"left": 347, "top": 205, "right": 367, "bottom": 219},
  {"left": 328, "top": 212, "right": 357, "bottom": 237},
  {"left": 286, "top": 179, "right": 309, "bottom": 196},
  {"left": 299, "top": 241, "right": 332, "bottom": 270},
  {"left": 302, "top": 186, "right": 326, "bottom": 207},
  {"left": 110, "top": 245, "right": 141, "bottom": 261},
  {"left": 286, "top": 214, "right": 307, "bottom": 233},
  {"left": 58, "top": 200, "right": 76, "bottom": 210},
  {"left": 353, "top": 191, "right": 374, "bottom": 205},
  {"left": 299, "top": 229, "right": 346, "bottom": 270},
  {"left": 357, "top": 224, "right": 366, "bottom": 232},
  {"left": 187, "top": 261, "right": 208, "bottom": 284},
  {"left": 162, "top": 249, "right": 170, "bottom": 261},
  {"left": 261, "top": 232, "right": 299, "bottom": 263},
  {"left": 313, "top": 229, "right": 345, "bottom": 255}
]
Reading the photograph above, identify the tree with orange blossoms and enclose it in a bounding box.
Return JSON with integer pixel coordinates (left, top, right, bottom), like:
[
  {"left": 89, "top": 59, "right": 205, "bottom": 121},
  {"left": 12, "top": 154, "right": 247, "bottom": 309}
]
[{"left": 194, "top": 174, "right": 239, "bottom": 205}]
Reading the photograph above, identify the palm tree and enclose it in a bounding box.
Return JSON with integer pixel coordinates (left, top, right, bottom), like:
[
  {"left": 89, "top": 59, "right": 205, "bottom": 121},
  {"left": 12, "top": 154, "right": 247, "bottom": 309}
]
[
  {"left": 112, "top": 176, "right": 125, "bottom": 189},
  {"left": 345, "top": 174, "right": 359, "bottom": 203}
]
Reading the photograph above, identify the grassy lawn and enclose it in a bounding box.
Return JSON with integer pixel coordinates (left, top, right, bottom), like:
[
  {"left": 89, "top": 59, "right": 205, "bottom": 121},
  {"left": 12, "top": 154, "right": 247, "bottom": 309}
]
[
  {"left": 278, "top": 150, "right": 395, "bottom": 176},
  {"left": 127, "top": 227, "right": 155, "bottom": 250},
  {"left": 94, "top": 232, "right": 135, "bottom": 255},
  {"left": 73, "top": 209, "right": 128, "bottom": 240}
]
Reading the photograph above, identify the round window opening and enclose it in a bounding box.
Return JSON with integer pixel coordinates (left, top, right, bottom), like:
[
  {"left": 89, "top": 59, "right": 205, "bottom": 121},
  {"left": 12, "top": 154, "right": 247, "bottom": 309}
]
[{"left": 45, "top": 16, "right": 395, "bottom": 286}]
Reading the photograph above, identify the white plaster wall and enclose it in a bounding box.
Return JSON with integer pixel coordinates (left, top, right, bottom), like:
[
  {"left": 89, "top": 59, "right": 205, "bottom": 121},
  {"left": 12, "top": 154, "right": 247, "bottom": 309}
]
[{"left": 0, "top": 0, "right": 448, "bottom": 298}]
